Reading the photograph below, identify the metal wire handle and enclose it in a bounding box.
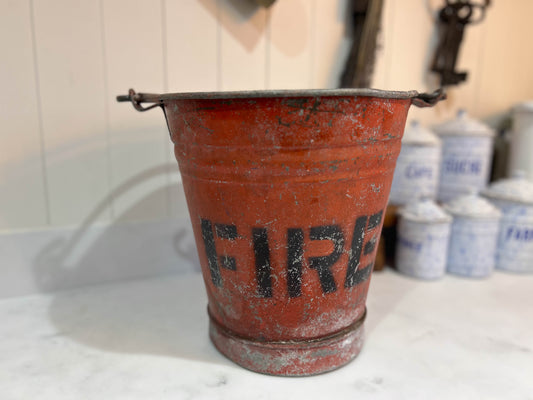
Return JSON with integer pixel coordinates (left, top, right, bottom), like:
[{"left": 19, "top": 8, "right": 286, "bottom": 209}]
[{"left": 116, "top": 89, "right": 162, "bottom": 112}]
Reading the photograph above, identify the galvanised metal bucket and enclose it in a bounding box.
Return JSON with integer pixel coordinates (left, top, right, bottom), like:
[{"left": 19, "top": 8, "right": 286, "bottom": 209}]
[{"left": 118, "top": 88, "right": 444, "bottom": 376}]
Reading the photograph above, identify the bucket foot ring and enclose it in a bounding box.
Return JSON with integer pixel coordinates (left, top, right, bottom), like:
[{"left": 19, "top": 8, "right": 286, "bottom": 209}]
[{"left": 208, "top": 309, "right": 366, "bottom": 376}]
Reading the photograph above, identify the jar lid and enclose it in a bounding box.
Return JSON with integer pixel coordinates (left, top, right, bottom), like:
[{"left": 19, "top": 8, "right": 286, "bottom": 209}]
[
  {"left": 513, "top": 101, "right": 533, "bottom": 114},
  {"left": 444, "top": 190, "right": 501, "bottom": 219},
  {"left": 432, "top": 109, "right": 495, "bottom": 137},
  {"left": 481, "top": 170, "right": 533, "bottom": 205},
  {"left": 402, "top": 120, "right": 440, "bottom": 146},
  {"left": 399, "top": 198, "right": 452, "bottom": 223}
]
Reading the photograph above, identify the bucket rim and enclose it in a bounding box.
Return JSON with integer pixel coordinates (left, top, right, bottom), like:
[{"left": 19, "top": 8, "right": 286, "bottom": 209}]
[
  {"left": 117, "top": 88, "right": 446, "bottom": 111},
  {"left": 148, "top": 88, "right": 420, "bottom": 101}
]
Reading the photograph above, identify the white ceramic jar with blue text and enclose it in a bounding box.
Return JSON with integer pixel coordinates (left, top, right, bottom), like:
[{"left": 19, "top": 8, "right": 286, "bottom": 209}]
[
  {"left": 482, "top": 172, "right": 533, "bottom": 273},
  {"left": 396, "top": 199, "right": 452, "bottom": 280},
  {"left": 389, "top": 121, "right": 441, "bottom": 205},
  {"left": 434, "top": 110, "right": 495, "bottom": 202},
  {"left": 444, "top": 192, "right": 501, "bottom": 278}
]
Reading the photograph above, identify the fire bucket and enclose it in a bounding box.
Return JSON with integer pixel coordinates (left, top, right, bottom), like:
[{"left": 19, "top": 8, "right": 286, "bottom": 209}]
[{"left": 117, "top": 88, "right": 444, "bottom": 376}]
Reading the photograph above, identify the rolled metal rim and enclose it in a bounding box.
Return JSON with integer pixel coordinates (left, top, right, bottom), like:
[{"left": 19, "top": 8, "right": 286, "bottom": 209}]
[
  {"left": 116, "top": 88, "right": 446, "bottom": 111},
  {"left": 136, "top": 88, "right": 419, "bottom": 101}
]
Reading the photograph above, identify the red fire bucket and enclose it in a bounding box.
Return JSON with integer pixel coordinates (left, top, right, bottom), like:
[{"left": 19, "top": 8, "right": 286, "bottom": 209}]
[{"left": 118, "top": 88, "right": 444, "bottom": 376}]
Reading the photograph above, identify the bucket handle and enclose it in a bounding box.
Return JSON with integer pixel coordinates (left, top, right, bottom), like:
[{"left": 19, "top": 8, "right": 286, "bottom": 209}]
[
  {"left": 412, "top": 88, "right": 446, "bottom": 108},
  {"left": 116, "top": 89, "right": 162, "bottom": 112},
  {"left": 117, "top": 89, "right": 172, "bottom": 137}
]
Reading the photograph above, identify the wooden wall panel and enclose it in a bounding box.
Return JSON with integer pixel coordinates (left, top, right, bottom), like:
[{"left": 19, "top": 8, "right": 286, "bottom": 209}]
[
  {"left": 0, "top": 0, "right": 48, "bottom": 230},
  {"left": 476, "top": 0, "right": 533, "bottom": 123},
  {"left": 268, "top": 0, "right": 313, "bottom": 89},
  {"left": 165, "top": 0, "right": 219, "bottom": 218},
  {"left": 102, "top": 0, "right": 169, "bottom": 222},
  {"left": 219, "top": 0, "right": 267, "bottom": 91},
  {"left": 166, "top": 0, "right": 219, "bottom": 92},
  {"left": 32, "top": 0, "right": 110, "bottom": 226},
  {"left": 1, "top": 0, "right": 533, "bottom": 231},
  {"left": 313, "top": 0, "right": 351, "bottom": 89}
]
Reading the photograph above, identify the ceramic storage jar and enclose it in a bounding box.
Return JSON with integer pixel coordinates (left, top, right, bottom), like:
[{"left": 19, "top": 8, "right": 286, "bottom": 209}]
[
  {"left": 389, "top": 121, "right": 441, "bottom": 206},
  {"left": 396, "top": 198, "right": 452, "bottom": 279},
  {"left": 444, "top": 191, "right": 501, "bottom": 278},
  {"left": 433, "top": 110, "right": 495, "bottom": 202},
  {"left": 482, "top": 171, "right": 533, "bottom": 273}
]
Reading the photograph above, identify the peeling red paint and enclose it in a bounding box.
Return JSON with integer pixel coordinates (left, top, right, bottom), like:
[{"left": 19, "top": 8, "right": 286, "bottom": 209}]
[{"left": 165, "top": 94, "right": 411, "bottom": 375}]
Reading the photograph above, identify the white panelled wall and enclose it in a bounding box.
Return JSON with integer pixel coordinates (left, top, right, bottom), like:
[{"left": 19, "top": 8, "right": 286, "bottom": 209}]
[{"left": 1, "top": 0, "right": 533, "bottom": 296}]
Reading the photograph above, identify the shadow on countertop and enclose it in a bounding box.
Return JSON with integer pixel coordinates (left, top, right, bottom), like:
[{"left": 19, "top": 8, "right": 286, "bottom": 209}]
[
  {"left": 32, "top": 163, "right": 232, "bottom": 367},
  {"left": 47, "top": 271, "right": 229, "bottom": 366}
]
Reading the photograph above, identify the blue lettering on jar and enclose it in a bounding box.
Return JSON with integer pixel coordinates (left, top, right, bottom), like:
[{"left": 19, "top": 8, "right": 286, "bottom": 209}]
[
  {"left": 405, "top": 163, "right": 433, "bottom": 179},
  {"left": 399, "top": 236, "right": 422, "bottom": 252},
  {"left": 444, "top": 158, "right": 481, "bottom": 175},
  {"left": 505, "top": 226, "right": 533, "bottom": 242}
]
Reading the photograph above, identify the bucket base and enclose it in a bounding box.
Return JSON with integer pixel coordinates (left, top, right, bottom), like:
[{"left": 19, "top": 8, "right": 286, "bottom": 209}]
[{"left": 208, "top": 309, "right": 366, "bottom": 376}]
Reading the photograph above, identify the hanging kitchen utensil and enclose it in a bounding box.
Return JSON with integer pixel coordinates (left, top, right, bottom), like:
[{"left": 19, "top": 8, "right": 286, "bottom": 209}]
[
  {"left": 431, "top": 0, "right": 490, "bottom": 86},
  {"left": 340, "top": 0, "right": 384, "bottom": 88}
]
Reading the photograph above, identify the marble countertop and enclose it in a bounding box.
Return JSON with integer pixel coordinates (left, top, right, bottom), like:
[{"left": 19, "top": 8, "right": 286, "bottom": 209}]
[{"left": 1, "top": 268, "right": 532, "bottom": 400}]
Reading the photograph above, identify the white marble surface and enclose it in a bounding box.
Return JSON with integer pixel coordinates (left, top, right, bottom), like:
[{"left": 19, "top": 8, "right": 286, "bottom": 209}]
[{"left": 1, "top": 269, "right": 532, "bottom": 400}]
